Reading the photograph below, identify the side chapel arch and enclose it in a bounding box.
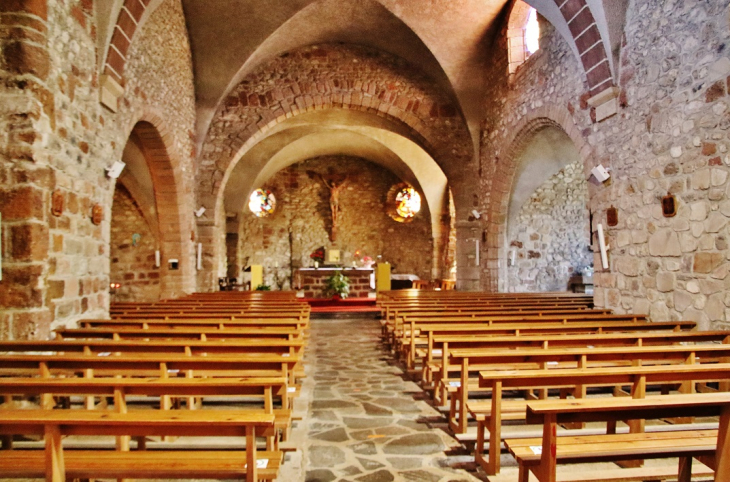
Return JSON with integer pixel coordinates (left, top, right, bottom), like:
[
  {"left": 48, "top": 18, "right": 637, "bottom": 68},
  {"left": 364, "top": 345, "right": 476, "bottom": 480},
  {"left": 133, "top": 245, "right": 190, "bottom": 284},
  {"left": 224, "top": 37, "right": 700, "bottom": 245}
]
[
  {"left": 115, "top": 114, "right": 194, "bottom": 299},
  {"left": 484, "top": 105, "right": 593, "bottom": 291}
]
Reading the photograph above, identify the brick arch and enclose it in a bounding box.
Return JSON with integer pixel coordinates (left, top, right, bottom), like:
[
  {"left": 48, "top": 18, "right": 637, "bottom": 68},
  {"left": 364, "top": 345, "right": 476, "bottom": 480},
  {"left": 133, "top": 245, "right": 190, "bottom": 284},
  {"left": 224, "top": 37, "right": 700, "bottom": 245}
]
[
  {"left": 549, "top": 0, "right": 614, "bottom": 96},
  {"left": 198, "top": 44, "right": 473, "bottom": 213},
  {"left": 118, "top": 112, "right": 194, "bottom": 298},
  {"left": 196, "top": 44, "right": 474, "bottom": 291},
  {"left": 102, "top": 0, "right": 155, "bottom": 86},
  {"left": 483, "top": 104, "right": 592, "bottom": 291}
]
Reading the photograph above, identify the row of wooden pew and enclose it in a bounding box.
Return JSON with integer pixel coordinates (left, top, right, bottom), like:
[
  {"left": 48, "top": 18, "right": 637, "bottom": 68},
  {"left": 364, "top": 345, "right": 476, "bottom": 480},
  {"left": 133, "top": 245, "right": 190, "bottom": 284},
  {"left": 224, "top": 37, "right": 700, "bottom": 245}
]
[
  {"left": 377, "top": 290, "right": 730, "bottom": 482},
  {"left": 0, "top": 291, "right": 309, "bottom": 481}
]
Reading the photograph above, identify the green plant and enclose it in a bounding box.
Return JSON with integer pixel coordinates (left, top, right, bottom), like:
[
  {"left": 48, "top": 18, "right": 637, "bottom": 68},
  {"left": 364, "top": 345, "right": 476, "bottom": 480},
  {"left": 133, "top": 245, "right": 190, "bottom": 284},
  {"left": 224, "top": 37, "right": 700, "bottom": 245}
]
[
  {"left": 255, "top": 284, "right": 271, "bottom": 291},
  {"left": 323, "top": 271, "right": 350, "bottom": 299}
]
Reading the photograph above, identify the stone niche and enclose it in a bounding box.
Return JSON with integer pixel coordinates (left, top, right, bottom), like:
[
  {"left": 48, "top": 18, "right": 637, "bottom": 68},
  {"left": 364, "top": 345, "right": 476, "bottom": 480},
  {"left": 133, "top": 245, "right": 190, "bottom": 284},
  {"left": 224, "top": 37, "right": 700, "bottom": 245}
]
[
  {"left": 110, "top": 185, "right": 161, "bottom": 302},
  {"left": 507, "top": 160, "right": 592, "bottom": 292},
  {"left": 237, "top": 156, "right": 433, "bottom": 291}
]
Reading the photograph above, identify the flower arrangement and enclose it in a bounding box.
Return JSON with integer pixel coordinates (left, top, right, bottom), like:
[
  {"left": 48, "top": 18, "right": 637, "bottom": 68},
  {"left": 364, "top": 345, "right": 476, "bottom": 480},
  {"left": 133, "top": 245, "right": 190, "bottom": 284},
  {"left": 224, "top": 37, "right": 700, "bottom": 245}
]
[
  {"left": 354, "top": 249, "right": 373, "bottom": 268},
  {"left": 323, "top": 271, "right": 350, "bottom": 299},
  {"left": 310, "top": 246, "right": 325, "bottom": 264}
]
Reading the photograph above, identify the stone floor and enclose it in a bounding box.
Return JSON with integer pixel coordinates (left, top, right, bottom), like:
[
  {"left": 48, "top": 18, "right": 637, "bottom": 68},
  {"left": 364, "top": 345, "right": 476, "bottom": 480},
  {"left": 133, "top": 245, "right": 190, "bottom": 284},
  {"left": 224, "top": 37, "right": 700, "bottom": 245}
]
[{"left": 301, "top": 316, "right": 480, "bottom": 482}]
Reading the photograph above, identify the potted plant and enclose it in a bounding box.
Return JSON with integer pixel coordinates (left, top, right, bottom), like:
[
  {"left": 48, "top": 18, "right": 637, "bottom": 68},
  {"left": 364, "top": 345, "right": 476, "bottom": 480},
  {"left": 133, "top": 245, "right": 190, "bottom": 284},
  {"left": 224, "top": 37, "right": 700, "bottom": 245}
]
[{"left": 323, "top": 271, "right": 350, "bottom": 300}]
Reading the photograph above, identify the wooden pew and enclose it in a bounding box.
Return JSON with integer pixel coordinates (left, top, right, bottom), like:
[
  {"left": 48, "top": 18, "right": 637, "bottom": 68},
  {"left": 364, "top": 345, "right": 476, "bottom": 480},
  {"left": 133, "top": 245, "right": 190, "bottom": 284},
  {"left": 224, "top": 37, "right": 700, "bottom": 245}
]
[
  {"left": 0, "top": 376, "right": 291, "bottom": 451},
  {"left": 511, "top": 393, "right": 730, "bottom": 482},
  {"left": 381, "top": 298, "right": 595, "bottom": 325},
  {"left": 0, "top": 353, "right": 301, "bottom": 401},
  {"left": 382, "top": 307, "right": 611, "bottom": 342},
  {"left": 475, "top": 362, "right": 730, "bottom": 475},
  {"left": 55, "top": 326, "right": 306, "bottom": 341},
  {"left": 80, "top": 317, "right": 309, "bottom": 332},
  {"left": 110, "top": 307, "right": 309, "bottom": 317},
  {"left": 0, "top": 338, "right": 305, "bottom": 356},
  {"left": 0, "top": 409, "right": 279, "bottom": 481},
  {"left": 448, "top": 343, "right": 730, "bottom": 434},
  {"left": 398, "top": 319, "right": 693, "bottom": 370},
  {"left": 421, "top": 329, "right": 729, "bottom": 398}
]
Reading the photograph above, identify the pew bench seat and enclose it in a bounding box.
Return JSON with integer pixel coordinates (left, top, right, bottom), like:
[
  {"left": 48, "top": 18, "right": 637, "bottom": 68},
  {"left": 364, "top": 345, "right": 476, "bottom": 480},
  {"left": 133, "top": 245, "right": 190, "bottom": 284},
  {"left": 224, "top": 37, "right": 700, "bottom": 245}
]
[
  {"left": 0, "top": 408, "right": 279, "bottom": 480},
  {"left": 0, "top": 449, "right": 282, "bottom": 479},
  {"left": 508, "top": 430, "right": 717, "bottom": 482}
]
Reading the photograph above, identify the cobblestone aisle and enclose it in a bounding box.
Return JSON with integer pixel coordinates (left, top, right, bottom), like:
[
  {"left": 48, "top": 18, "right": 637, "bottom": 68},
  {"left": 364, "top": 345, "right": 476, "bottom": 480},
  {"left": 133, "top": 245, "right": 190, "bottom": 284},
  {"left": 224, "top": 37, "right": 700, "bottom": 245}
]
[{"left": 303, "top": 317, "right": 479, "bottom": 482}]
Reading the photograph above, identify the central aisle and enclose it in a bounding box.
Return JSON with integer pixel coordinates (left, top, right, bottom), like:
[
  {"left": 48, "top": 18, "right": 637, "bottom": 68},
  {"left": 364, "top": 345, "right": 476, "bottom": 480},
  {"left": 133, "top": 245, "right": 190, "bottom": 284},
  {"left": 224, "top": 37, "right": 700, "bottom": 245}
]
[{"left": 302, "top": 317, "right": 479, "bottom": 482}]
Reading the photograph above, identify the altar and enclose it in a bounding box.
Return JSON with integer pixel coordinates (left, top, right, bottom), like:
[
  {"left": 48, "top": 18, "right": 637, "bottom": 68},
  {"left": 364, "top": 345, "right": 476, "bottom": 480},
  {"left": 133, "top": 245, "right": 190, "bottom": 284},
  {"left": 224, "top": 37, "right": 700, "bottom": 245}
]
[{"left": 297, "top": 267, "right": 374, "bottom": 298}]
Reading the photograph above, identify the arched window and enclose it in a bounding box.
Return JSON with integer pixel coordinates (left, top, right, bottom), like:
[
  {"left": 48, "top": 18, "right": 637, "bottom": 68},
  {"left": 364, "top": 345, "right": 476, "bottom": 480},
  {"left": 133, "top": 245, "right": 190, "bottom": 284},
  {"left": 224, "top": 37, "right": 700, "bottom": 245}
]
[{"left": 507, "top": 0, "right": 540, "bottom": 75}]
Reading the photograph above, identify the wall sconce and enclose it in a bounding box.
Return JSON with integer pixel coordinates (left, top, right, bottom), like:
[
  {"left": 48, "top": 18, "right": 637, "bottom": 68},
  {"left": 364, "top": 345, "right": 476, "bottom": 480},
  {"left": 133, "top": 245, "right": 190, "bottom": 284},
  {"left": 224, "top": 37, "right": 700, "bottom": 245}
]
[
  {"left": 591, "top": 164, "right": 611, "bottom": 183},
  {"left": 155, "top": 250, "right": 161, "bottom": 268},
  {"left": 508, "top": 249, "right": 516, "bottom": 266},
  {"left": 197, "top": 243, "right": 203, "bottom": 270},
  {"left": 471, "top": 209, "right": 481, "bottom": 219},
  {"left": 105, "top": 160, "right": 126, "bottom": 179},
  {"left": 194, "top": 207, "right": 206, "bottom": 218}
]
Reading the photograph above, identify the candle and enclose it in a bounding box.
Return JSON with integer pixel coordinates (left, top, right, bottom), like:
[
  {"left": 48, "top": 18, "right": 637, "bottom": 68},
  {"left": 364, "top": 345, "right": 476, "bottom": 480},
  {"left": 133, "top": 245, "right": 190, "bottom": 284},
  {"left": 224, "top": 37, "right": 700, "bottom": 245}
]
[
  {"left": 155, "top": 250, "right": 160, "bottom": 268},
  {"left": 314, "top": 261, "right": 319, "bottom": 268}
]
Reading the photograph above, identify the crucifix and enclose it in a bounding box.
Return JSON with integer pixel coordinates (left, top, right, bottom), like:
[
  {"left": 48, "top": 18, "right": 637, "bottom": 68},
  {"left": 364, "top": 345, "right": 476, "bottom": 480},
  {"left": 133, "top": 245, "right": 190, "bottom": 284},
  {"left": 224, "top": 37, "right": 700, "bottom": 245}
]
[{"left": 317, "top": 173, "right": 348, "bottom": 242}]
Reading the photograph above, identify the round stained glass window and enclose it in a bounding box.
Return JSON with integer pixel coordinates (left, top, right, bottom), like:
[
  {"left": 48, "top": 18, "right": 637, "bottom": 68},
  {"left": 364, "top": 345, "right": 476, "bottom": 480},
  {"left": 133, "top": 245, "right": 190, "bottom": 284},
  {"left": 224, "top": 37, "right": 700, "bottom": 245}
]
[
  {"left": 249, "top": 189, "right": 276, "bottom": 217},
  {"left": 387, "top": 184, "right": 421, "bottom": 223},
  {"left": 396, "top": 187, "right": 421, "bottom": 219}
]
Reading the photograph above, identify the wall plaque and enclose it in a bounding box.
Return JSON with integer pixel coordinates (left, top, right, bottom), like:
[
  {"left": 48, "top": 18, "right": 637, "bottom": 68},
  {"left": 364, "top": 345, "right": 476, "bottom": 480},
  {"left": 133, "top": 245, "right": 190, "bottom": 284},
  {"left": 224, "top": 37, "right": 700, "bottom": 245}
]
[
  {"left": 92, "top": 204, "right": 103, "bottom": 225},
  {"left": 606, "top": 205, "right": 618, "bottom": 227},
  {"left": 51, "top": 190, "right": 64, "bottom": 217},
  {"left": 662, "top": 193, "right": 677, "bottom": 217}
]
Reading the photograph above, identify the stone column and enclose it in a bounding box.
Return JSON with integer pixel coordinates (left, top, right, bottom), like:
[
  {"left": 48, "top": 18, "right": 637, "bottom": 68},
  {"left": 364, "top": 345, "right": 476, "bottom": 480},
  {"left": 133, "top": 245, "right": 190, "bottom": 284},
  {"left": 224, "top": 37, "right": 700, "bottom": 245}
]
[{"left": 0, "top": 0, "right": 54, "bottom": 339}]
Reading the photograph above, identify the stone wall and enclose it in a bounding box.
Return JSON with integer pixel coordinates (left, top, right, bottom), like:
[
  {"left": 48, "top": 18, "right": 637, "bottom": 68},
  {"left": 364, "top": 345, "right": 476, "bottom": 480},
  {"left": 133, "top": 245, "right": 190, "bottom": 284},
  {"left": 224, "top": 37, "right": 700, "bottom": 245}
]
[
  {"left": 237, "top": 156, "right": 433, "bottom": 289},
  {"left": 481, "top": 1, "right": 730, "bottom": 330},
  {"left": 506, "top": 160, "right": 592, "bottom": 292},
  {"left": 0, "top": 0, "right": 197, "bottom": 337},
  {"left": 110, "top": 184, "right": 160, "bottom": 302},
  {"left": 587, "top": 0, "right": 730, "bottom": 329}
]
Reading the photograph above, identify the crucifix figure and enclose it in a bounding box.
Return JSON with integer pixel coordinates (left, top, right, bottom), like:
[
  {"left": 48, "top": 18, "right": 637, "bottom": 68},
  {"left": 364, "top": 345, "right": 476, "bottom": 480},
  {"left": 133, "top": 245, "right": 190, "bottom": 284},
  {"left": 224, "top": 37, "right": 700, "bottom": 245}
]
[{"left": 318, "top": 173, "right": 348, "bottom": 242}]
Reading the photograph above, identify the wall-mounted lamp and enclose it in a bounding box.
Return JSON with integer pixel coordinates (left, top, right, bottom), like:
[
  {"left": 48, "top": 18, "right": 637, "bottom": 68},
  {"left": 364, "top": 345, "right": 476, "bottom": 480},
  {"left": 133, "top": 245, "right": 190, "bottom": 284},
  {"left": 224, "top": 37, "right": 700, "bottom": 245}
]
[
  {"left": 194, "top": 207, "right": 206, "bottom": 218},
  {"left": 508, "top": 249, "right": 516, "bottom": 266},
  {"left": 154, "top": 250, "right": 161, "bottom": 268},
  {"left": 197, "top": 243, "right": 203, "bottom": 270},
  {"left": 105, "top": 160, "right": 126, "bottom": 179},
  {"left": 597, "top": 223, "right": 609, "bottom": 269},
  {"left": 591, "top": 164, "right": 611, "bottom": 183},
  {"left": 471, "top": 209, "right": 481, "bottom": 219}
]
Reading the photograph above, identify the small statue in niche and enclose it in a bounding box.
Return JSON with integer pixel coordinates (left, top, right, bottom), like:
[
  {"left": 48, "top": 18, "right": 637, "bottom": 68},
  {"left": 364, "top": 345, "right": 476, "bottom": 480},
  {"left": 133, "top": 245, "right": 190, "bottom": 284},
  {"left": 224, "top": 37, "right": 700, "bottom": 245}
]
[
  {"left": 51, "top": 190, "right": 64, "bottom": 217},
  {"left": 91, "top": 204, "right": 103, "bottom": 225}
]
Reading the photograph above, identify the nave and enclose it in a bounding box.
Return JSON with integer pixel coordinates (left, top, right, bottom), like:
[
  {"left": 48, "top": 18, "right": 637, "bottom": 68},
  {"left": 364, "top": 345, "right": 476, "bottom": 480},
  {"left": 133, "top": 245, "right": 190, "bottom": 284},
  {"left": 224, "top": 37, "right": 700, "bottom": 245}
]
[{"left": 2, "top": 289, "right": 729, "bottom": 482}]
